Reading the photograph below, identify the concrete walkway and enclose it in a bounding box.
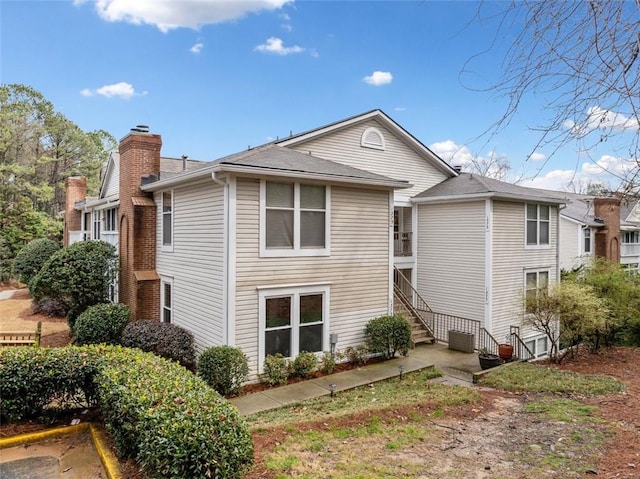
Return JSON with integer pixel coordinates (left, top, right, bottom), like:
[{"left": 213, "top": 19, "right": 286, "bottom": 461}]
[{"left": 229, "top": 343, "right": 482, "bottom": 415}]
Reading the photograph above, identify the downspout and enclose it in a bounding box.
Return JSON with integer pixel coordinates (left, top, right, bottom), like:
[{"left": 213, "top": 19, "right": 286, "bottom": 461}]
[
  {"left": 557, "top": 203, "right": 567, "bottom": 284},
  {"left": 211, "top": 171, "right": 230, "bottom": 344}
]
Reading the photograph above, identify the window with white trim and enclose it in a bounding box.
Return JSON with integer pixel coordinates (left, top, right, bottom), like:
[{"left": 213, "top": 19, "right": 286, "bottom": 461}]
[
  {"left": 526, "top": 204, "right": 550, "bottom": 246},
  {"left": 92, "top": 212, "right": 101, "bottom": 240},
  {"left": 583, "top": 227, "right": 591, "bottom": 254},
  {"left": 261, "top": 181, "right": 329, "bottom": 256},
  {"left": 161, "top": 278, "right": 173, "bottom": 323},
  {"left": 104, "top": 207, "right": 118, "bottom": 232},
  {"left": 622, "top": 231, "right": 639, "bottom": 244},
  {"left": 525, "top": 270, "right": 549, "bottom": 313},
  {"left": 525, "top": 336, "right": 549, "bottom": 358},
  {"left": 162, "top": 191, "right": 173, "bottom": 248},
  {"left": 259, "top": 285, "right": 329, "bottom": 365}
]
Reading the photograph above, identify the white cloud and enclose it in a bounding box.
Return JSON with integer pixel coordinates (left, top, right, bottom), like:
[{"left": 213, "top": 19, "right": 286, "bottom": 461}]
[
  {"left": 190, "top": 42, "right": 204, "bottom": 54},
  {"left": 255, "top": 37, "right": 304, "bottom": 55},
  {"left": 394, "top": 106, "right": 406, "bottom": 112},
  {"left": 81, "top": 82, "right": 146, "bottom": 99},
  {"left": 581, "top": 154, "right": 635, "bottom": 177},
  {"left": 564, "top": 106, "right": 640, "bottom": 136},
  {"left": 429, "top": 140, "right": 474, "bottom": 165},
  {"left": 76, "top": 0, "right": 292, "bottom": 32},
  {"left": 363, "top": 71, "right": 393, "bottom": 86},
  {"left": 528, "top": 152, "right": 546, "bottom": 162}
]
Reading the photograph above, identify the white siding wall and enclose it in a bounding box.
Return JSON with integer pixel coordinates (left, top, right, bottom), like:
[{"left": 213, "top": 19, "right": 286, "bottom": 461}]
[
  {"left": 103, "top": 161, "right": 120, "bottom": 198},
  {"left": 234, "top": 178, "right": 390, "bottom": 374},
  {"left": 287, "top": 119, "right": 449, "bottom": 200},
  {"left": 416, "top": 201, "right": 486, "bottom": 321},
  {"left": 559, "top": 217, "right": 582, "bottom": 271},
  {"left": 155, "top": 180, "right": 226, "bottom": 352},
  {"left": 491, "top": 201, "right": 558, "bottom": 343}
]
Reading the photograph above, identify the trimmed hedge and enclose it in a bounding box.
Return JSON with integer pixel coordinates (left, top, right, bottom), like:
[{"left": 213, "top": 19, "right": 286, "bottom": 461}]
[
  {"left": 198, "top": 345, "right": 249, "bottom": 396},
  {"left": 0, "top": 346, "right": 254, "bottom": 479},
  {"left": 13, "top": 238, "right": 60, "bottom": 284},
  {"left": 97, "top": 347, "right": 253, "bottom": 479},
  {"left": 365, "top": 314, "right": 412, "bottom": 359},
  {"left": 120, "top": 320, "right": 196, "bottom": 370},
  {"left": 0, "top": 346, "right": 102, "bottom": 421},
  {"left": 73, "top": 303, "right": 131, "bottom": 345}
]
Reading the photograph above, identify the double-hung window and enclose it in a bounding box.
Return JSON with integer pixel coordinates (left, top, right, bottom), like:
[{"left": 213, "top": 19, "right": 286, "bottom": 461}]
[
  {"left": 162, "top": 191, "right": 173, "bottom": 249},
  {"left": 525, "top": 270, "right": 549, "bottom": 313},
  {"left": 161, "top": 277, "right": 173, "bottom": 323},
  {"left": 526, "top": 204, "right": 550, "bottom": 246},
  {"left": 261, "top": 181, "right": 329, "bottom": 256},
  {"left": 259, "top": 285, "right": 329, "bottom": 367},
  {"left": 583, "top": 227, "right": 591, "bottom": 254}
]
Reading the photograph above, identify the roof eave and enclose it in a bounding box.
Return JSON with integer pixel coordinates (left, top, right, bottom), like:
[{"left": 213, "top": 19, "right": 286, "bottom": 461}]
[{"left": 412, "top": 192, "right": 567, "bottom": 205}]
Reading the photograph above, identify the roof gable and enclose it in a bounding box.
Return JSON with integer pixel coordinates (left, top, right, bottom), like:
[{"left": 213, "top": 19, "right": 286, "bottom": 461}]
[
  {"left": 98, "top": 152, "right": 119, "bottom": 200},
  {"left": 276, "top": 110, "right": 456, "bottom": 175}
]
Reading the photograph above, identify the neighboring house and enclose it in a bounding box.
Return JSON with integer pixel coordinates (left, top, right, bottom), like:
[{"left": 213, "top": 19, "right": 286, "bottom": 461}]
[
  {"left": 620, "top": 198, "right": 640, "bottom": 273},
  {"left": 65, "top": 110, "right": 569, "bottom": 374}
]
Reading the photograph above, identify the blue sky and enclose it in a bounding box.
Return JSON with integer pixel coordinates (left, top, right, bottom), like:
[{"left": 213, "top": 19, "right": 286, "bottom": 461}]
[{"left": 1, "top": 0, "right": 634, "bottom": 191}]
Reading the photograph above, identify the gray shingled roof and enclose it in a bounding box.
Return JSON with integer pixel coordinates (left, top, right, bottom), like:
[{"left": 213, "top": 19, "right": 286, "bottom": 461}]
[
  {"left": 216, "top": 144, "right": 408, "bottom": 185},
  {"left": 143, "top": 143, "right": 410, "bottom": 190},
  {"left": 414, "top": 173, "right": 566, "bottom": 204}
]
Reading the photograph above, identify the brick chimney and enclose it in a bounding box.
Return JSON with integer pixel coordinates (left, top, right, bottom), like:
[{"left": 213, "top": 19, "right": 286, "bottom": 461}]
[
  {"left": 64, "top": 177, "right": 87, "bottom": 246},
  {"left": 594, "top": 197, "right": 621, "bottom": 262},
  {"left": 118, "top": 126, "right": 162, "bottom": 321}
]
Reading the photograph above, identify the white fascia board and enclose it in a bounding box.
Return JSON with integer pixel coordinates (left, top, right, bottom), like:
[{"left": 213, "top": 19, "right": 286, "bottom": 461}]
[
  {"left": 561, "top": 215, "right": 586, "bottom": 226},
  {"left": 77, "top": 196, "right": 120, "bottom": 211},
  {"left": 412, "top": 192, "right": 567, "bottom": 206}
]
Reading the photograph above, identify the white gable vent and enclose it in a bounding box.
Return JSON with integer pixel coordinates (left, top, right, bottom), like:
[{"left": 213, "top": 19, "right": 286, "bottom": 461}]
[{"left": 361, "top": 126, "right": 385, "bottom": 150}]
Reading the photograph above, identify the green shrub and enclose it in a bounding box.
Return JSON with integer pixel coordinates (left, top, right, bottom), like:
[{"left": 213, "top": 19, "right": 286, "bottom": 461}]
[
  {"left": 120, "top": 320, "right": 196, "bottom": 370},
  {"left": 260, "top": 354, "right": 290, "bottom": 386},
  {"left": 29, "top": 240, "right": 117, "bottom": 326},
  {"left": 96, "top": 347, "right": 253, "bottom": 478},
  {"left": 320, "top": 351, "right": 337, "bottom": 374},
  {"left": 73, "top": 303, "right": 130, "bottom": 345},
  {"left": 344, "top": 344, "right": 369, "bottom": 365},
  {"left": 0, "top": 345, "right": 254, "bottom": 478},
  {"left": 365, "top": 315, "right": 412, "bottom": 359},
  {"left": 0, "top": 346, "right": 103, "bottom": 421},
  {"left": 13, "top": 238, "right": 60, "bottom": 284},
  {"left": 198, "top": 345, "right": 249, "bottom": 396},
  {"left": 292, "top": 351, "right": 317, "bottom": 378}
]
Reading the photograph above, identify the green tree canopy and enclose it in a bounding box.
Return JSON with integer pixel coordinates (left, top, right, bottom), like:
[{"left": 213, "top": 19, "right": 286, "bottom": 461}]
[{"left": 0, "top": 83, "right": 116, "bottom": 267}]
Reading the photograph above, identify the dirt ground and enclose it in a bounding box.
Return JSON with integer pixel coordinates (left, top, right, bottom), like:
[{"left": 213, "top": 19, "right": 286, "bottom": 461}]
[
  {"left": 247, "top": 347, "right": 640, "bottom": 479},
  {"left": 1, "top": 289, "right": 639, "bottom": 478}
]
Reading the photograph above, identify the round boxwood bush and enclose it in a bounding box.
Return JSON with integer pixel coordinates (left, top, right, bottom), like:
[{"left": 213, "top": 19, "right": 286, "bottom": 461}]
[
  {"left": 198, "top": 345, "right": 249, "bottom": 396},
  {"left": 121, "top": 320, "right": 196, "bottom": 370},
  {"left": 292, "top": 351, "right": 318, "bottom": 378},
  {"left": 73, "top": 303, "right": 131, "bottom": 345},
  {"left": 13, "top": 238, "right": 60, "bottom": 285},
  {"left": 365, "top": 314, "right": 412, "bottom": 359}
]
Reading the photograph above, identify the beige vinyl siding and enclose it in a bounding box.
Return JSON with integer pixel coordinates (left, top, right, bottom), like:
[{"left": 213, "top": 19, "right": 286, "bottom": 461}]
[
  {"left": 234, "top": 177, "right": 390, "bottom": 374},
  {"left": 155, "top": 180, "right": 226, "bottom": 352},
  {"left": 559, "top": 217, "right": 582, "bottom": 271},
  {"left": 103, "top": 160, "right": 119, "bottom": 198},
  {"left": 287, "top": 119, "right": 448, "bottom": 199},
  {"left": 416, "top": 201, "right": 486, "bottom": 321},
  {"left": 491, "top": 200, "right": 558, "bottom": 342}
]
